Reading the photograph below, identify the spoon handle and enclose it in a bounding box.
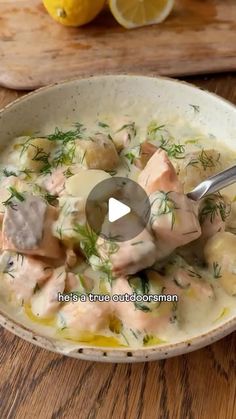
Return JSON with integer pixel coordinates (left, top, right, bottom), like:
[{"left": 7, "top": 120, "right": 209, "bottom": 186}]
[{"left": 187, "top": 165, "right": 236, "bottom": 201}]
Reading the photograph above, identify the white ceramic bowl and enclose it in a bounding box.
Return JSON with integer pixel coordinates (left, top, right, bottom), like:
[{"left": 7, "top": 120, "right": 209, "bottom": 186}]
[{"left": 0, "top": 75, "right": 236, "bottom": 362}]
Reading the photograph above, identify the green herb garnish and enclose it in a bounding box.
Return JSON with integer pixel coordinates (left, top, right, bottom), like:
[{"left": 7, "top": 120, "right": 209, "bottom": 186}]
[
  {"left": 147, "top": 121, "right": 165, "bottom": 141},
  {"left": 160, "top": 137, "right": 185, "bottom": 159},
  {"left": 212, "top": 262, "right": 222, "bottom": 279},
  {"left": 199, "top": 195, "right": 230, "bottom": 224},
  {"left": 150, "top": 191, "right": 178, "bottom": 230},
  {"left": 187, "top": 149, "right": 221, "bottom": 171},
  {"left": 189, "top": 104, "right": 200, "bottom": 113},
  {"left": 3, "top": 187, "right": 25, "bottom": 209}
]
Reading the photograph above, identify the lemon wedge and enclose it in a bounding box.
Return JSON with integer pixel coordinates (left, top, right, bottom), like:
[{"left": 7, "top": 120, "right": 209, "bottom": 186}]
[
  {"left": 109, "top": 0, "right": 174, "bottom": 29},
  {"left": 43, "top": 0, "right": 106, "bottom": 27}
]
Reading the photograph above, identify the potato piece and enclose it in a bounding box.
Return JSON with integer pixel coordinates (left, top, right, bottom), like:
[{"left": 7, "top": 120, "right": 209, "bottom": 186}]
[
  {"left": 177, "top": 149, "right": 222, "bottom": 193},
  {"left": 19, "top": 137, "right": 54, "bottom": 172},
  {"left": 75, "top": 133, "right": 119, "bottom": 171},
  {"left": 65, "top": 170, "right": 111, "bottom": 199},
  {"left": 204, "top": 231, "right": 236, "bottom": 295}
]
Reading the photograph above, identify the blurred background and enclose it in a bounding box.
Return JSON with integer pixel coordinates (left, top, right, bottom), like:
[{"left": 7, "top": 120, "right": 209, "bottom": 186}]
[{"left": 0, "top": 0, "right": 235, "bottom": 90}]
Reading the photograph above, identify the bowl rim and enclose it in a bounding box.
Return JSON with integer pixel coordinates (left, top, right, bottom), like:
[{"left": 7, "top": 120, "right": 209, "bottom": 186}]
[{"left": 0, "top": 73, "right": 235, "bottom": 362}]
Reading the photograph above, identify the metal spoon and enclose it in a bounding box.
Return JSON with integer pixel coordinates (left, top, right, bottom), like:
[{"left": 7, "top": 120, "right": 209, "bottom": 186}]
[{"left": 187, "top": 165, "right": 236, "bottom": 201}]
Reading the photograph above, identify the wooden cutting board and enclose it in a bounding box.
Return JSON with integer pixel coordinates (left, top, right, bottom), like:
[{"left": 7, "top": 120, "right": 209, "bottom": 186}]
[{"left": 0, "top": 0, "right": 236, "bottom": 90}]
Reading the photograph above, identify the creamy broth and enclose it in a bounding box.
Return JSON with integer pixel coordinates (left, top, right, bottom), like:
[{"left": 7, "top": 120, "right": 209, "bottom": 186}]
[{"left": 0, "top": 114, "right": 235, "bottom": 348}]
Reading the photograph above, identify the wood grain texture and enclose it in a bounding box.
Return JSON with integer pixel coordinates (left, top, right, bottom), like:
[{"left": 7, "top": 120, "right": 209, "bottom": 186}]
[
  {"left": 0, "top": 0, "right": 236, "bottom": 90},
  {"left": 0, "top": 75, "right": 236, "bottom": 419}
]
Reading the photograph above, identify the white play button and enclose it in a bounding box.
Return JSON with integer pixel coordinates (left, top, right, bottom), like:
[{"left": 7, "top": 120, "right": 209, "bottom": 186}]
[{"left": 108, "top": 197, "right": 131, "bottom": 223}]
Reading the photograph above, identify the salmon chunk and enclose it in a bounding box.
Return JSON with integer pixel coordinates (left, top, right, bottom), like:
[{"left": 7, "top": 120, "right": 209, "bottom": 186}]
[
  {"left": 112, "top": 274, "right": 178, "bottom": 334},
  {"left": 138, "top": 149, "right": 183, "bottom": 195},
  {"left": 97, "top": 227, "right": 157, "bottom": 277},
  {"left": 0, "top": 251, "right": 52, "bottom": 303},
  {"left": 134, "top": 141, "right": 158, "bottom": 170},
  {"left": 31, "top": 267, "right": 66, "bottom": 318},
  {"left": 2, "top": 195, "right": 62, "bottom": 259},
  {"left": 149, "top": 191, "right": 201, "bottom": 259}
]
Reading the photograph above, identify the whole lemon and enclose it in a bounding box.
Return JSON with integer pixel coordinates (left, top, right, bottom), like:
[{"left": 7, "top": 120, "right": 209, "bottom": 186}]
[{"left": 43, "top": 0, "right": 106, "bottom": 27}]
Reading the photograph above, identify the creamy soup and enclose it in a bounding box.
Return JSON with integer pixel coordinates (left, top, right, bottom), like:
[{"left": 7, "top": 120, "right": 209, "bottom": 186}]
[{"left": 0, "top": 114, "right": 235, "bottom": 348}]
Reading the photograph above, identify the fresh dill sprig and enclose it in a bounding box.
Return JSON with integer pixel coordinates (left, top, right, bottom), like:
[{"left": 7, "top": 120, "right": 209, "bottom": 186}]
[
  {"left": 116, "top": 122, "right": 136, "bottom": 140},
  {"left": 32, "top": 147, "right": 50, "bottom": 164},
  {"left": 2, "top": 168, "right": 17, "bottom": 177},
  {"left": 98, "top": 121, "right": 110, "bottom": 129},
  {"left": 160, "top": 137, "right": 186, "bottom": 159},
  {"left": 3, "top": 187, "right": 25, "bottom": 209},
  {"left": 151, "top": 191, "right": 178, "bottom": 230},
  {"left": 128, "top": 272, "right": 151, "bottom": 312},
  {"left": 212, "top": 262, "right": 222, "bottom": 279},
  {"left": 187, "top": 149, "right": 221, "bottom": 171},
  {"left": 189, "top": 104, "right": 200, "bottom": 113},
  {"left": 73, "top": 223, "right": 99, "bottom": 260},
  {"left": 52, "top": 143, "right": 76, "bottom": 167},
  {"left": 186, "top": 269, "right": 202, "bottom": 279},
  {"left": 63, "top": 167, "right": 74, "bottom": 178},
  {"left": 199, "top": 195, "right": 230, "bottom": 224},
  {"left": 147, "top": 121, "right": 166, "bottom": 141},
  {"left": 47, "top": 125, "right": 84, "bottom": 143}
]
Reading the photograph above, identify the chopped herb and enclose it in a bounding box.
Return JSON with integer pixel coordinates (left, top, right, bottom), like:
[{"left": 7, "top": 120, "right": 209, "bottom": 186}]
[
  {"left": 128, "top": 272, "right": 151, "bottom": 312},
  {"left": 189, "top": 104, "right": 200, "bottom": 113},
  {"left": 151, "top": 191, "right": 178, "bottom": 230},
  {"left": 187, "top": 269, "right": 202, "bottom": 279},
  {"left": 3, "top": 257, "right": 15, "bottom": 278},
  {"left": 130, "top": 329, "right": 139, "bottom": 340},
  {"left": 33, "top": 283, "right": 40, "bottom": 294},
  {"left": 124, "top": 152, "right": 136, "bottom": 164},
  {"left": 3, "top": 187, "right": 25, "bottom": 209},
  {"left": 147, "top": 121, "right": 166, "bottom": 141},
  {"left": 105, "top": 169, "right": 117, "bottom": 176},
  {"left": 43, "top": 192, "right": 58, "bottom": 206},
  {"left": 212, "top": 262, "right": 222, "bottom": 279},
  {"left": 74, "top": 223, "right": 99, "bottom": 260},
  {"left": 131, "top": 241, "right": 144, "bottom": 246},
  {"left": 199, "top": 195, "right": 230, "bottom": 224},
  {"left": 2, "top": 169, "right": 17, "bottom": 177},
  {"left": 32, "top": 147, "right": 50, "bottom": 164},
  {"left": 52, "top": 143, "right": 76, "bottom": 167},
  {"left": 169, "top": 301, "right": 178, "bottom": 323},
  {"left": 63, "top": 168, "right": 74, "bottom": 178},
  {"left": 160, "top": 137, "right": 185, "bottom": 159},
  {"left": 116, "top": 122, "right": 136, "bottom": 141},
  {"left": 20, "top": 168, "right": 34, "bottom": 179},
  {"left": 109, "top": 315, "right": 123, "bottom": 334},
  {"left": 47, "top": 126, "right": 83, "bottom": 143},
  {"left": 98, "top": 121, "right": 110, "bottom": 129},
  {"left": 187, "top": 149, "right": 221, "bottom": 171}
]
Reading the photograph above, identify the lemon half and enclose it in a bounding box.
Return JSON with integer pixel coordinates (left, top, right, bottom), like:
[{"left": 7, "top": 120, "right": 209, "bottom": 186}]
[
  {"left": 109, "top": 0, "right": 174, "bottom": 29},
  {"left": 43, "top": 0, "right": 106, "bottom": 27}
]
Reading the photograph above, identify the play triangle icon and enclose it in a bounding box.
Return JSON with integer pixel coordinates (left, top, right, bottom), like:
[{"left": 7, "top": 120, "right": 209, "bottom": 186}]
[{"left": 108, "top": 197, "right": 131, "bottom": 223}]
